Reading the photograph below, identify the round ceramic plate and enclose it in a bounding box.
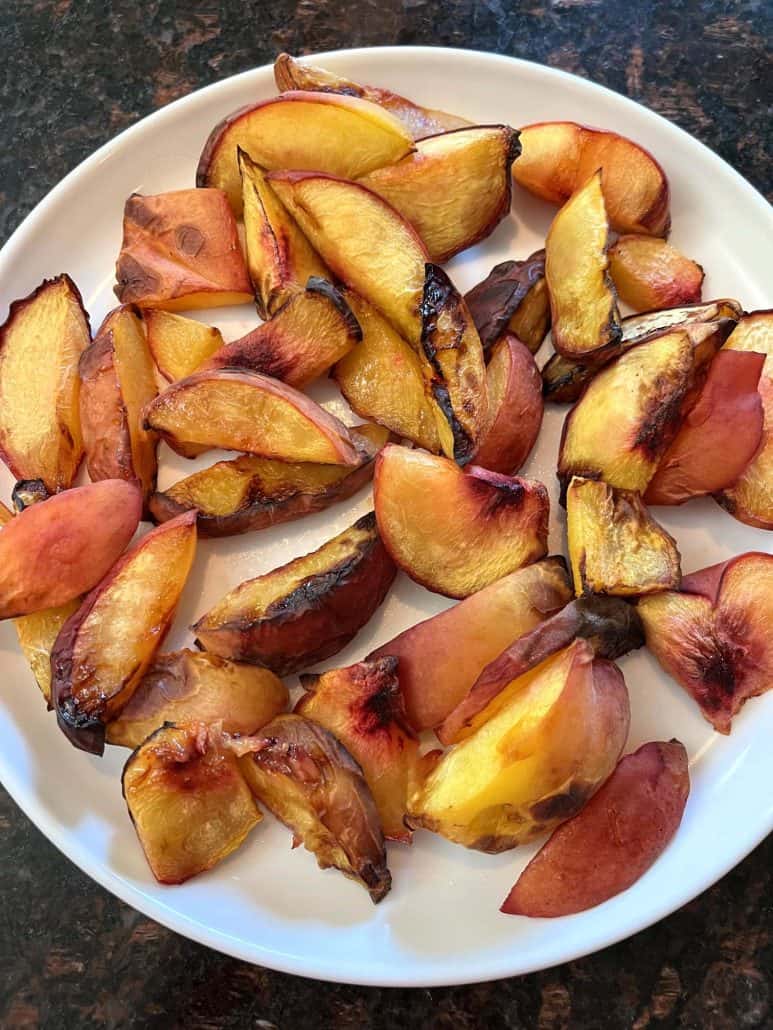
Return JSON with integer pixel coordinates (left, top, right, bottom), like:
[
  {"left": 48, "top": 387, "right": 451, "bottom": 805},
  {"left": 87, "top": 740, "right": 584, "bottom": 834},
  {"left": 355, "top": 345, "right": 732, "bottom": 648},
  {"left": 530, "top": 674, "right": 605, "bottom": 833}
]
[{"left": 0, "top": 47, "right": 771, "bottom": 987}]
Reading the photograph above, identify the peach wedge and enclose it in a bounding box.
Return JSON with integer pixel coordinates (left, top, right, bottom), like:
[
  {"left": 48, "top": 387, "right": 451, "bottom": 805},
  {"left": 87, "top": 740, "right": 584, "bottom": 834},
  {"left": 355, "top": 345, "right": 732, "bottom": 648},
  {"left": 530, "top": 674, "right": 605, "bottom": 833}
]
[
  {"left": 609, "top": 235, "right": 704, "bottom": 311},
  {"left": 144, "top": 309, "right": 224, "bottom": 382},
  {"left": 464, "top": 249, "right": 549, "bottom": 354}
]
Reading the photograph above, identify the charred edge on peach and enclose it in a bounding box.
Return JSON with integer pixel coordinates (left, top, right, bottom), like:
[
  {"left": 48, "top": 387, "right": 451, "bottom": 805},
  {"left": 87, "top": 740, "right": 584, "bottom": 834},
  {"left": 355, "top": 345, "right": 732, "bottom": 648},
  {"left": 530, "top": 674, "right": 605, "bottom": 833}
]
[
  {"left": 541, "top": 351, "right": 592, "bottom": 403},
  {"left": 51, "top": 614, "right": 108, "bottom": 756},
  {"left": 304, "top": 277, "right": 363, "bottom": 342},
  {"left": 464, "top": 250, "right": 545, "bottom": 351},
  {"left": 11, "top": 479, "right": 51, "bottom": 511},
  {"left": 529, "top": 780, "right": 594, "bottom": 823},
  {"left": 632, "top": 379, "right": 690, "bottom": 461}
]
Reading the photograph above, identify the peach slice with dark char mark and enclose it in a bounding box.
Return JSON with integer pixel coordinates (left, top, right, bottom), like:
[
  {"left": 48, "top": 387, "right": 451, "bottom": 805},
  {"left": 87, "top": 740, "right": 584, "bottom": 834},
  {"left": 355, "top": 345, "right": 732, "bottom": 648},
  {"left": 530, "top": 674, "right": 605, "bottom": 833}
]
[
  {"left": 609, "top": 234, "right": 704, "bottom": 311},
  {"left": 464, "top": 249, "right": 548, "bottom": 355}
]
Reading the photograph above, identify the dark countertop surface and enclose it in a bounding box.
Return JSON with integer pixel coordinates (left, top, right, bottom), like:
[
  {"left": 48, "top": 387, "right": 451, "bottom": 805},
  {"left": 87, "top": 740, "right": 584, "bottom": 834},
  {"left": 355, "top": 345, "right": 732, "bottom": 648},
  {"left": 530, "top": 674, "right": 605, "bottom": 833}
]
[{"left": 0, "top": 2, "right": 771, "bottom": 1028}]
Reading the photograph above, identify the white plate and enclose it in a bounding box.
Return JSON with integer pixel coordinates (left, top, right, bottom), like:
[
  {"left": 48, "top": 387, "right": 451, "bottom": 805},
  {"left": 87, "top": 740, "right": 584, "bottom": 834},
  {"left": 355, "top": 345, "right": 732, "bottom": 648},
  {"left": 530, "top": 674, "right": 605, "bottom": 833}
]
[{"left": 0, "top": 46, "right": 771, "bottom": 987}]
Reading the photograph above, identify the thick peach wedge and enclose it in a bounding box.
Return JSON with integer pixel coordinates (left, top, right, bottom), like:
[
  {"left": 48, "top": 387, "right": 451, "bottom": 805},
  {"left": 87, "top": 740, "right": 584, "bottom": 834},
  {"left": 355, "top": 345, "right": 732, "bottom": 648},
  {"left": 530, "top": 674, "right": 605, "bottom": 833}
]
[
  {"left": 545, "top": 170, "right": 621, "bottom": 362},
  {"left": 297, "top": 657, "right": 419, "bottom": 842},
  {"left": 123, "top": 722, "right": 261, "bottom": 885},
  {"left": 235, "top": 713, "right": 391, "bottom": 902},
  {"left": 369, "top": 557, "right": 571, "bottom": 731},
  {"left": 115, "top": 189, "right": 252, "bottom": 310},
  {"left": 464, "top": 250, "right": 548, "bottom": 354},
  {"left": 204, "top": 278, "right": 361, "bottom": 388},
  {"left": 0, "top": 275, "right": 89, "bottom": 491},
  {"left": 193, "top": 512, "right": 396, "bottom": 676},
  {"left": 374, "top": 446, "right": 549, "bottom": 599},
  {"left": 107, "top": 649, "right": 288, "bottom": 750},
  {"left": 144, "top": 310, "right": 224, "bottom": 382},
  {"left": 514, "top": 122, "right": 670, "bottom": 235},
  {"left": 501, "top": 740, "right": 689, "bottom": 917},
  {"left": 609, "top": 235, "right": 704, "bottom": 311},
  {"left": 197, "top": 92, "right": 415, "bottom": 214},
  {"left": 143, "top": 368, "right": 362, "bottom": 466},
  {"left": 358, "top": 125, "right": 519, "bottom": 262},
  {"left": 406, "top": 640, "right": 630, "bottom": 852},
  {"left": 148, "top": 424, "right": 387, "bottom": 537},
  {"left": 52, "top": 511, "right": 197, "bottom": 754},
  {"left": 638, "top": 552, "right": 773, "bottom": 733}
]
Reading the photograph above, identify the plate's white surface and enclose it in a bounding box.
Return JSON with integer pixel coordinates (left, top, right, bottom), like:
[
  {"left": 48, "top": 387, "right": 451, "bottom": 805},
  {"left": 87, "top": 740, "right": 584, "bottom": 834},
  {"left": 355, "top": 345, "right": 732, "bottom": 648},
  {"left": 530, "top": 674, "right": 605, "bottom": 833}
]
[{"left": 0, "top": 47, "right": 771, "bottom": 987}]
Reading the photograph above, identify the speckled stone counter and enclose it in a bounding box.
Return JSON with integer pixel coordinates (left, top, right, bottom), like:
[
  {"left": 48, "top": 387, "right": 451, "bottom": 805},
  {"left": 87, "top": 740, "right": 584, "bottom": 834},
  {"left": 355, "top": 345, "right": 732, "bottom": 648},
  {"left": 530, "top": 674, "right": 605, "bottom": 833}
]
[{"left": 0, "top": 2, "right": 770, "bottom": 1027}]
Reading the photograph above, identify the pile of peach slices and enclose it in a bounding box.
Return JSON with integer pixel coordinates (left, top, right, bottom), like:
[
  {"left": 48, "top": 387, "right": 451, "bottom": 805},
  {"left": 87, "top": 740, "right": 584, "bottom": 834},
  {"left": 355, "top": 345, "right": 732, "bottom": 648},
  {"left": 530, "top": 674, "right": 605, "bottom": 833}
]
[{"left": 0, "top": 53, "right": 771, "bottom": 918}]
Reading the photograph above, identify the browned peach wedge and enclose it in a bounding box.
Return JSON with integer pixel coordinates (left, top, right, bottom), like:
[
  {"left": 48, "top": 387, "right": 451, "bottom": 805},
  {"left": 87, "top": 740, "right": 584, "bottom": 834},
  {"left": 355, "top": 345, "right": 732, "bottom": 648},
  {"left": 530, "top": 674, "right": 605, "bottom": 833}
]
[
  {"left": 358, "top": 125, "right": 520, "bottom": 262},
  {"left": 545, "top": 170, "right": 621, "bottom": 363},
  {"left": 473, "top": 335, "right": 543, "bottom": 475},
  {"left": 514, "top": 122, "right": 670, "bottom": 235},
  {"left": 406, "top": 640, "right": 630, "bottom": 852},
  {"left": 193, "top": 512, "right": 396, "bottom": 675},
  {"left": 296, "top": 657, "right": 419, "bottom": 842},
  {"left": 638, "top": 552, "right": 773, "bottom": 733},
  {"left": 234, "top": 713, "right": 390, "bottom": 901},
  {"left": 142, "top": 369, "right": 362, "bottom": 465},
  {"left": 197, "top": 92, "right": 415, "bottom": 214},
  {"left": 52, "top": 511, "right": 197, "bottom": 754},
  {"left": 274, "top": 53, "right": 470, "bottom": 140},
  {"left": 716, "top": 311, "right": 773, "bottom": 529},
  {"left": 204, "top": 278, "right": 361, "bottom": 388},
  {"left": 115, "top": 189, "right": 252, "bottom": 310},
  {"left": 464, "top": 249, "right": 548, "bottom": 354},
  {"left": 501, "top": 740, "right": 689, "bottom": 917},
  {"left": 123, "top": 722, "right": 261, "bottom": 885},
  {"left": 144, "top": 310, "right": 224, "bottom": 382},
  {"left": 148, "top": 424, "right": 387, "bottom": 537},
  {"left": 0, "top": 275, "right": 89, "bottom": 491},
  {"left": 107, "top": 649, "right": 288, "bottom": 749},
  {"left": 374, "top": 446, "right": 548, "bottom": 598},
  {"left": 645, "top": 351, "right": 765, "bottom": 505},
  {"left": 609, "top": 235, "right": 704, "bottom": 311},
  {"left": 0, "top": 480, "right": 141, "bottom": 619}
]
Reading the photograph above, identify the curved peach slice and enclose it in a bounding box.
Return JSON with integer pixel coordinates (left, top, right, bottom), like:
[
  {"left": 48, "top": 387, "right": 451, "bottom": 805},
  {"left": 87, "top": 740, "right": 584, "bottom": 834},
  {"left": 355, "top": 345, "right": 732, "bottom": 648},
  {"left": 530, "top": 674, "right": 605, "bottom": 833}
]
[
  {"left": 374, "top": 446, "right": 549, "bottom": 599},
  {"left": 406, "top": 640, "right": 630, "bottom": 852},
  {"left": 144, "top": 310, "right": 224, "bottom": 382},
  {"left": 609, "top": 235, "right": 704, "bottom": 311},
  {"left": 193, "top": 512, "right": 396, "bottom": 676},
  {"left": 464, "top": 249, "right": 548, "bottom": 354},
  {"left": 501, "top": 740, "right": 689, "bottom": 917},
  {"left": 235, "top": 713, "right": 391, "bottom": 902},
  {"left": 123, "top": 722, "right": 261, "bottom": 885},
  {"left": 0, "top": 275, "right": 89, "bottom": 491},
  {"left": 358, "top": 125, "right": 519, "bottom": 262},
  {"left": 514, "top": 122, "right": 670, "bottom": 236},
  {"left": 14, "top": 600, "right": 80, "bottom": 705},
  {"left": 638, "top": 552, "right": 773, "bottom": 733},
  {"left": 107, "top": 650, "right": 288, "bottom": 750},
  {"left": 52, "top": 511, "right": 197, "bottom": 754},
  {"left": 143, "top": 368, "right": 362, "bottom": 465},
  {"left": 197, "top": 92, "right": 415, "bottom": 214}
]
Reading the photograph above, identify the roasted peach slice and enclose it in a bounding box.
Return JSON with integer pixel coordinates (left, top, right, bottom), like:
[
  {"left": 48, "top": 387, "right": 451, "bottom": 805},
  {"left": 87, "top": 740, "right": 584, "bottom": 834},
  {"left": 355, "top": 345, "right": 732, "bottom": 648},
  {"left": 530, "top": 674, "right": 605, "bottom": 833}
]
[
  {"left": 502, "top": 740, "right": 689, "bottom": 917},
  {"left": 638, "top": 552, "right": 773, "bottom": 733},
  {"left": 0, "top": 275, "right": 89, "bottom": 491},
  {"left": 143, "top": 368, "right": 362, "bottom": 465},
  {"left": 235, "top": 713, "right": 391, "bottom": 902},
  {"left": 123, "top": 722, "right": 261, "bottom": 884},
  {"left": 374, "top": 446, "right": 549, "bottom": 598},
  {"left": 609, "top": 235, "right": 704, "bottom": 311},
  {"left": 464, "top": 249, "right": 548, "bottom": 354},
  {"left": 297, "top": 657, "right": 419, "bottom": 842},
  {"left": 52, "top": 511, "right": 197, "bottom": 754},
  {"left": 14, "top": 600, "right": 80, "bottom": 705},
  {"left": 197, "top": 92, "right": 415, "bottom": 214},
  {"left": 144, "top": 309, "right": 224, "bottom": 382},
  {"left": 545, "top": 170, "right": 621, "bottom": 362},
  {"left": 114, "top": 189, "right": 252, "bottom": 310},
  {"left": 406, "top": 640, "right": 630, "bottom": 852},
  {"left": 193, "top": 512, "right": 396, "bottom": 675},
  {"left": 358, "top": 125, "right": 519, "bottom": 262},
  {"left": 107, "top": 649, "right": 288, "bottom": 749},
  {"left": 514, "top": 122, "right": 670, "bottom": 236},
  {"left": 473, "top": 335, "right": 543, "bottom": 474}
]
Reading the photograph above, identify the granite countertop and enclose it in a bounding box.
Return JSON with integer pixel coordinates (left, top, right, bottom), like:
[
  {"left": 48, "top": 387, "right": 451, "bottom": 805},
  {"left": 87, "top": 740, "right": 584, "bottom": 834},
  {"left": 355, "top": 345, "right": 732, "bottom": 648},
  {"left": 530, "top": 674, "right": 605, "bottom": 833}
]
[{"left": 0, "top": 2, "right": 771, "bottom": 1027}]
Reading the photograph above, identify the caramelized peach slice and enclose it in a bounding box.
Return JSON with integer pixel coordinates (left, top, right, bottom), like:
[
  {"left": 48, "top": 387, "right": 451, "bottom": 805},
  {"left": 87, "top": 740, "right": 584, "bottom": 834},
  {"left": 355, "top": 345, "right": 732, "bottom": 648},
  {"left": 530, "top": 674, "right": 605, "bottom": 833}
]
[
  {"left": 609, "top": 235, "right": 704, "bottom": 311},
  {"left": 144, "top": 310, "right": 224, "bottom": 382},
  {"left": 464, "top": 250, "right": 548, "bottom": 354},
  {"left": 473, "top": 335, "right": 543, "bottom": 474}
]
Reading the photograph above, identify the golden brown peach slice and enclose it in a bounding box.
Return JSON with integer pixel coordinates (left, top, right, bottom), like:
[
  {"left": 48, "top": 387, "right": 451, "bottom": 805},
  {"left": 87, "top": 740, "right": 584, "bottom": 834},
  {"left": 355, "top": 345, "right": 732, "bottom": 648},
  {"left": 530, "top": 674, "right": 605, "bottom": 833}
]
[
  {"left": 473, "top": 335, "right": 543, "bottom": 474},
  {"left": 123, "top": 722, "right": 261, "bottom": 885},
  {"left": 609, "top": 235, "right": 704, "bottom": 311},
  {"left": 52, "top": 511, "right": 197, "bottom": 754},
  {"left": 115, "top": 189, "right": 252, "bottom": 310},
  {"left": 514, "top": 122, "right": 670, "bottom": 236},
  {"left": 406, "top": 640, "right": 630, "bottom": 852},
  {"left": 144, "top": 309, "right": 224, "bottom": 382},
  {"left": 235, "top": 713, "right": 391, "bottom": 902},
  {"left": 107, "top": 649, "right": 288, "bottom": 749},
  {"left": 0, "top": 275, "right": 89, "bottom": 491},
  {"left": 14, "top": 600, "right": 80, "bottom": 705},
  {"left": 464, "top": 250, "right": 548, "bottom": 354},
  {"left": 358, "top": 125, "right": 519, "bottom": 262},
  {"left": 501, "top": 740, "right": 689, "bottom": 916},
  {"left": 197, "top": 92, "right": 415, "bottom": 214},
  {"left": 374, "top": 446, "right": 549, "bottom": 599},
  {"left": 297, "top": 657, "right": 419, "bottom": 842},
  {"left": 193, "top": 512, "right": 396, "bottom": 676}
]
